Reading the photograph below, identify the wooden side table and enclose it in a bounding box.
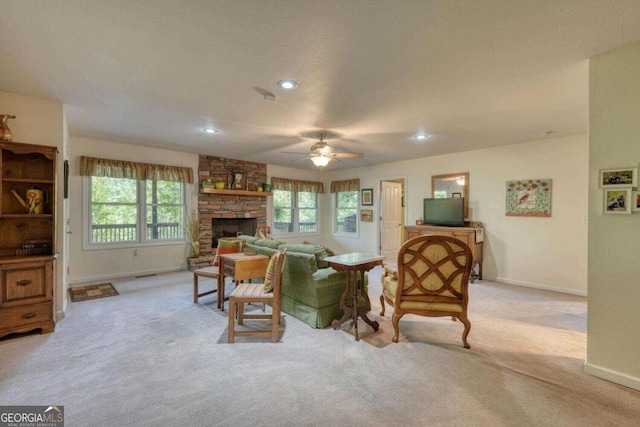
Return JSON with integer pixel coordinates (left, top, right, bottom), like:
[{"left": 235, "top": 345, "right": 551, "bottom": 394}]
[
  {"left": 325, "top": 252, "right": 384, "bottom": 341},
  {"left": 218, "top": 253, "right": 270, "bottom": 311}
]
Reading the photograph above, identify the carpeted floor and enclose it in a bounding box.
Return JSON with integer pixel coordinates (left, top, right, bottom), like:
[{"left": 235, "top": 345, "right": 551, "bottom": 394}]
[{"left": 1, "top": 268, "right": 639, "bottom": 426}]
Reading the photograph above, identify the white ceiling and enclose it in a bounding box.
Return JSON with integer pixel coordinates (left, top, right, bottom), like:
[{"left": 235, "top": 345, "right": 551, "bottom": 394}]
[{"left": 2, "top": 1, "right": 640, "bottom": 170}]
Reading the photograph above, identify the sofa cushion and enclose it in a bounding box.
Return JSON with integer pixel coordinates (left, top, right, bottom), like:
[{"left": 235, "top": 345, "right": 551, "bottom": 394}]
[
  {"left": 255, "top": 239, "right": 284, "bottom": 249},
  {"left": 281, "top": 243, "right": 329, "bottom": 269},
  {"left": 237, "top": 235, "right": 259, "bottom": 245}
]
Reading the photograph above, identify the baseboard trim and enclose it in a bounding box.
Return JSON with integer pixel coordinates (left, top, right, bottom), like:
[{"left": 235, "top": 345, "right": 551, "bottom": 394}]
[
  {"left": 495, "top": 277, "right": 587, "bottom": 297},
  {"left": 69, "top": 267, "right": 183, "bottom": 286},
  {"left": 584, "top": 361, "right": 640, "bottom": 391}
]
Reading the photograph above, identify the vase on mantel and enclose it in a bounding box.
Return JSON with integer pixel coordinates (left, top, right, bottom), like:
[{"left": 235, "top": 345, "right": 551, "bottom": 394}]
[{"left": 0, "top": 115, "right": 16, "bottom": 142}]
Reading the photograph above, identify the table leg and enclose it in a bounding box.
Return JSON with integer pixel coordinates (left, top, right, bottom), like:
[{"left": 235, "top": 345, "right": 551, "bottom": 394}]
[
  {"left": 218, "top": 262, "right": 225, "bottom": 310},
  {"left": 352, "top": 271, "right": 360, "bottom": 341}
]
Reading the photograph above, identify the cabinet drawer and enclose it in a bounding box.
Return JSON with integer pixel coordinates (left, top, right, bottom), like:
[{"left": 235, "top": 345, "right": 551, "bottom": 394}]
[
  {"left": 1, "top": 260, "right": 52, "bottom": 307},
  {"left": 0, "top": 302, "right": 52, "bottom": 330}
]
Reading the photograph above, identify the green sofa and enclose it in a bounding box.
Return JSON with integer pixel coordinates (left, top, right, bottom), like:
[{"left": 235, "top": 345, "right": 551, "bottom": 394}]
[{"left": 236, "top": 235, "right": 350, "bottom": 328}]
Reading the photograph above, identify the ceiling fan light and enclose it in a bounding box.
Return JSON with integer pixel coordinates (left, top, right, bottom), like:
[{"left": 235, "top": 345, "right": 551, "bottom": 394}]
[
  {"left": 311, "top": 155, "right": 331, "bottom": 167},
  {"left": 277, "top": 79, "right": 298, "bottom": 90}
]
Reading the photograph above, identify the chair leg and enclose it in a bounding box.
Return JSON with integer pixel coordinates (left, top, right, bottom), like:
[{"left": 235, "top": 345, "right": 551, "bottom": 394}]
[
  {"left": 228, "top": 298, "right": 236, "bottom": 343},
  {"left": 391, "top": 312, "right": 402, "bottom": 343},
  {"left": 271, "top": 310, "right": 279, "bottom": 343},
  {"left": 193, "top": 275, "right": 198, "bottom": 303},
  {"left": 459, "top": 314, "right": 471, "bottom": 349},
  {"left": 238, "top": 301, "right": 244, "bottom": 325},
  {"left": 380, "top": 295, "right": 385, "bottom": 316}
]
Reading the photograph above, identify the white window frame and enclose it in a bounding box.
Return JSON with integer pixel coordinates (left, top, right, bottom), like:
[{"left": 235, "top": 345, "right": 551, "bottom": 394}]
[
  {"left": 272, "top": 190, "right": 320, "bottom": 237},
  {"left": 333, "top": 190, "right": 359, "bottom": 238},
  {"left": 83, "top": 176, "right": 187, "bottom": 250}
]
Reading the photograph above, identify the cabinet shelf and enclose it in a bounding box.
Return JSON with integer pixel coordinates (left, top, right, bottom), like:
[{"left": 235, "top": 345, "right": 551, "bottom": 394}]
[
  {"left": 201, "top": 188, "right": 272, "bottom": 197},
  {"left": 1, "top": 214, "right": 54, "bottom": 218},
  {"left": 2, "top": 178, "right": 55, "bottom": 184}
]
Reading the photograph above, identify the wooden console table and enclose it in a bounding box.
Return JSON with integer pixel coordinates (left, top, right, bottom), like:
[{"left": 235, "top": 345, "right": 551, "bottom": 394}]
[
  {"left": 217, "top": 253, "right": 270, "bottom": 311},
  {"left": 404, "top": 224, "right": 484, "bottom": 282}
]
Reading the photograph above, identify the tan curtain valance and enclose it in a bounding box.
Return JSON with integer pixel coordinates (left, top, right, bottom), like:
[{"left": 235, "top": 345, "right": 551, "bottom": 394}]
[
  {"left": 330, "top": 178, "right": 360, "bottom": 193},
  {"left": 271, "top": 177, "right": 324, "bottom": 193},
  {"left": 80, "top": 156, "right": 194, "bottom": 183}
]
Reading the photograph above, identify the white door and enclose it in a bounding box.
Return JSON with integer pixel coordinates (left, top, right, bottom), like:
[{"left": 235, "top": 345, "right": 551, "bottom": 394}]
[{"left": 380, "top": 181, "right": 403, "bottom": 261}]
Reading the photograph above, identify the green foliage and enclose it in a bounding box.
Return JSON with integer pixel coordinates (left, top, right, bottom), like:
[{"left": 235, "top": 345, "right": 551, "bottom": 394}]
[{"left": 187, "top": 209, "right": 210, "bottom": 257}]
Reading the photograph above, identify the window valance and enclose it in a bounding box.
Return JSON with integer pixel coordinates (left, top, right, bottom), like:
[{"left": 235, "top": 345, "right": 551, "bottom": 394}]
[
  {"left": 330, "top": 178, "right": 360, "bottom": 193},
  {"left": 271, "top": 177, "right": 324, "bottom": 194},
  {"left": 80, "top": 156, "right": 194, "bottom": 184}
]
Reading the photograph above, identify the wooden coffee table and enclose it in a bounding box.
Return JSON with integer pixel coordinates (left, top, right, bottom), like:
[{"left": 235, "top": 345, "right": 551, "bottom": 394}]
[{"left": 218, "top": 253, "right": 270, "bottom": 311}]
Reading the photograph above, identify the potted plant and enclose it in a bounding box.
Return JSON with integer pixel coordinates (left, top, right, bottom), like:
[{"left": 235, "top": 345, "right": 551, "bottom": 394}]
[{"left": 187, "top": 209, "right": 210, "bottom": 259}]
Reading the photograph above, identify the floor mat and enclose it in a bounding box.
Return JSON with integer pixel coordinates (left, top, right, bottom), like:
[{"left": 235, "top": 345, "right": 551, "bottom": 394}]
[{"left": 69, "top": 283, "right": 119, "bottom": 302}]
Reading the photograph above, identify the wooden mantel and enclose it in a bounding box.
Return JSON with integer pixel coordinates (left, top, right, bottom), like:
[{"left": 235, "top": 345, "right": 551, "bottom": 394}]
[{"left": 201, "top": 188, "right": 272, "bottom": 197}]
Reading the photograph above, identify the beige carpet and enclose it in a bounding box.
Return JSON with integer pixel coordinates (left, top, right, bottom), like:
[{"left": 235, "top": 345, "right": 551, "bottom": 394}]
[{"left": 0, "top": 268, "right": 638, "bottom": 426}]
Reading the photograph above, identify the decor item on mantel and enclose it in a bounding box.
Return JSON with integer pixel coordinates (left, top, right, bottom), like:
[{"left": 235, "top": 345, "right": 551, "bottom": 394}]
[
  {"left": 505, "top": 179, "right": 552, "bottom": 217},
  {"left": 0, "top": 114, "right": 16, "bottom": 142}
]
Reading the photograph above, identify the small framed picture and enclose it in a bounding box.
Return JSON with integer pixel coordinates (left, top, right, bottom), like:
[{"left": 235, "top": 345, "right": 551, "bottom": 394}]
[
  {"left": 604, "top": 188, "right": 632, "bottom": 214},
  {"left": 233, "top": 172, "right": 244, "bottom": 189},
  {"left": 599, "top": 167, "right": 637, "bottom": 188},
  {"left": 360, "top": 209, "right": 373, "bottom": 222},
  {"left": 361, "top": 189, "right": 373, "bottom": 206},
  {"left": 452, "top": 192, "right": 462, "bottom": 198},
  {"left": 633, "top": 192, "right": 640, "bottom": 212}
]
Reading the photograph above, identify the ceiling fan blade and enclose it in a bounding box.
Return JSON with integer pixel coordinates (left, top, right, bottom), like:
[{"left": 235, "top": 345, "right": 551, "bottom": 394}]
[
  {"left": 331, "top": 152, "right": 364, "bottom": 158},
  {"left": 291, "top": 157, "right": 312, "bottom": 162},
  {"left": 281, "top": 151, "right": 312, "bottom": 155}
]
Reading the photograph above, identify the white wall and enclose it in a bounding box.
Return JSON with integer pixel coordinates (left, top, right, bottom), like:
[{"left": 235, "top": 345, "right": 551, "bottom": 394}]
[
  {"left": 324, "top": 134, "right": 589, "bottom": 295},
  {"left": 586, "top": 41, "right": 640, "bottom": 390},
  {"left": 0, "top": 91, "right": 66, "bottom": 318},
  {"left": 68, "top": 136, "right": 199, "bottom": 284}
]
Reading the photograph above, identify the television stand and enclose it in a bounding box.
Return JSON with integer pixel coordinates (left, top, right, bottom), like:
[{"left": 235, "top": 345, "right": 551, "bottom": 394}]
[{"left": 404, "top": 223, "right": 483, "bottom": 282}]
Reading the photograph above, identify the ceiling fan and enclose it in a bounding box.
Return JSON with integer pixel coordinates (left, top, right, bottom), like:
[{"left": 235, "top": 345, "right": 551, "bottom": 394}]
[{"left": 281, "top": 132, "right": 364, "bottom": 167}]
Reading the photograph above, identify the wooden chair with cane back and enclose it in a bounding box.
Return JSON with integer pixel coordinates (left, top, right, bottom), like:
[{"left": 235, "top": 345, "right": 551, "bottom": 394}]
[{"left": 380, "top": 235, "right": 473, "bottom": 348}]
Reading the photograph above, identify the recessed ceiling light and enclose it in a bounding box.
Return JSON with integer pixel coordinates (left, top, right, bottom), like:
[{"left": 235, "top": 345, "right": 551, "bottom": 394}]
[
  {"left": 277, "top": 79, "right": 298, "bottom": 90},
  {"left": 413, "top": 133, "right": 429, "bottom": 140},
  {"left": 203, "top": 128, "right": 218, "bottom": 134}
]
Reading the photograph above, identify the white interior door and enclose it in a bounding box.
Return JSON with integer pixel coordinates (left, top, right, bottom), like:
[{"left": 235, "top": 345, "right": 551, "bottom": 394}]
[{"left": 380, "top": 181, "right": 403, "bottom": 261}]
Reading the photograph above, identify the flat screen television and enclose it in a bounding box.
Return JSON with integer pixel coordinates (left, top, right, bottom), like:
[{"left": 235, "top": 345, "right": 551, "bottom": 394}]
[{"left": 423, "top": 197, "right": 465, "bottom": 227}]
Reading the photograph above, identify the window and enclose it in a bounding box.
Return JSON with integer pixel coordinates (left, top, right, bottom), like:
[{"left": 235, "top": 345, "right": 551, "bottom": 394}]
[
  {"left": 88, "top": 176, "right": 185, "bottom": 246},
  {"left": 335, "top": 190, "right": 358, "bottom": 235},
  {"left": 273, "top": 190, "right": 318, "bottom": 235}
]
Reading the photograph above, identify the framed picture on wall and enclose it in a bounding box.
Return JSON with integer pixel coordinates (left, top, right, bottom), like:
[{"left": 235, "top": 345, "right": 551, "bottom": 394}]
[
  {"left": 633, "top": 192, "right": 640, "bottom": 212},
  {"left": 360, "top": 209, "right": 373, "bottom": 222},
  {"left": 599, "top": 167, "right": 637, "bottom": 188},
  {"left": 233, "top": 172, "right": 244, "bottom": 189},
  {"left": 604, "top": 188, "right": 632, "bottom": 214},
  {"left": 361, "top": 189, "right": 373, "bottom": 206}
]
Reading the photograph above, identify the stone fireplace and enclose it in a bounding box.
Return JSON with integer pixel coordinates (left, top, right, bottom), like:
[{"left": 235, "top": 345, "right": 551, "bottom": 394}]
[{"left": 195, "top": 155, "right": 268, "bottom": 262}]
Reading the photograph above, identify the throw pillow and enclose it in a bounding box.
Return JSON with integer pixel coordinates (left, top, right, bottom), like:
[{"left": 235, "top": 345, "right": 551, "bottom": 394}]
[
  {"left": 263, "top": 252, "right": 280, "bottom": 293},
  {"left": 212, "top": 239, "right": 241, "bottom": 266},
  {"left": 383, "top": 263, "right": 398, "bottom": 280}
]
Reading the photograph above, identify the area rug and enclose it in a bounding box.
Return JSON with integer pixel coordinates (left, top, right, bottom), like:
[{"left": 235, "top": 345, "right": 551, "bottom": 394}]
[{"left": 69, "top": 283, "right": 119, "bottom": 302}]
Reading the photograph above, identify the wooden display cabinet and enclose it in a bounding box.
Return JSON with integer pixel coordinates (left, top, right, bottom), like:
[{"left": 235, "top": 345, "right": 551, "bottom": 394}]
[
  {"left": 404, "top": 224, "right": 483, "bottom": 282},
  {"left": 0, "top": 141, "right": 57, "bottom": 338}
]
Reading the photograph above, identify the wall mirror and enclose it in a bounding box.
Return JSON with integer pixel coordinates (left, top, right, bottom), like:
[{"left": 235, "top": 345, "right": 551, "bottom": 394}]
[{"left": 431, "top": 172, "right": 469, "bottom": 219}]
